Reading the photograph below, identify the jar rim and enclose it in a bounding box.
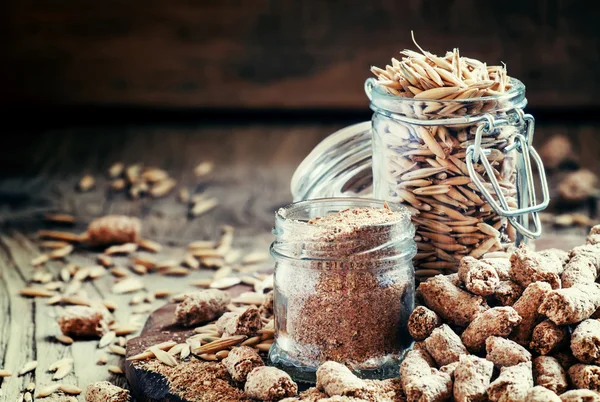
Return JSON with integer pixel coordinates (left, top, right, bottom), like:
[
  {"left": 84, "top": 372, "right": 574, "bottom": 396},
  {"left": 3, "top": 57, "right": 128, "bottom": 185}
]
[
  {"left": 269, "top": 242, "right": 417, "bottom": 268},
  {"left": 275, "top": 197, "right": 412, "bottom": 229},
  {"left": 367, "top": 76, "right": 526, "bottom": 105},
  {"left": 272, "top": 197, "right": 417, "bottom": 266}
]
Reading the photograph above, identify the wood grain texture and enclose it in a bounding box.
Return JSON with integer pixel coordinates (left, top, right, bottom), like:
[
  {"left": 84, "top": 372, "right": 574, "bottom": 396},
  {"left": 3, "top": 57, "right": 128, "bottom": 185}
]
[
  {"left": 0, "top": 122, "right": 597, "bottom": 400},
  {"left": 0, "top": 124, "right": 331, "bottom": 399},
  {"left": 3, "top": 0, "right": 600, "bottom": 109}
]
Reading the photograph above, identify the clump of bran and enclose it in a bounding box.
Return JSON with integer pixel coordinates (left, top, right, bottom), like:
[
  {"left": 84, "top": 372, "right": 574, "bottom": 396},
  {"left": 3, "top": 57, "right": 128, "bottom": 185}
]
[{"left": 138, "top": 359, "right": 249, "bottom": 401}]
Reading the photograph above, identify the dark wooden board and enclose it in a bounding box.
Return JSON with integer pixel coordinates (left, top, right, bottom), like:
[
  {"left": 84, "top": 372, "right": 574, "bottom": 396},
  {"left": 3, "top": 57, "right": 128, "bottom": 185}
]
[
  {"left": 125, "top": 284, "right": 252, "bottom": 402},
  {"left": 4, "top": 0, "right": 600, "bottom": 109},
  {"left": 125, "top": 304, "right": 193, "bottom": 402}
]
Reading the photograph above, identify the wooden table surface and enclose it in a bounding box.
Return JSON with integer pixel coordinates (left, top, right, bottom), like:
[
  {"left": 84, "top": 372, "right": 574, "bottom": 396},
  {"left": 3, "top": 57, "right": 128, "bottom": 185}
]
[{"left": 0, "top": 122, "right": 596, "bottom": 400}]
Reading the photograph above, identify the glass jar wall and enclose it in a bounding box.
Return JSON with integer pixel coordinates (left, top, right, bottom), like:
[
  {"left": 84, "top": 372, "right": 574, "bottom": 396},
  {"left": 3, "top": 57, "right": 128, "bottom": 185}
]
[
  {"left": 368, "top": 77, "right": 542, "bottom": 278},
  {"left": 268, "top": 198, "right": 416, "bottom": 383}
]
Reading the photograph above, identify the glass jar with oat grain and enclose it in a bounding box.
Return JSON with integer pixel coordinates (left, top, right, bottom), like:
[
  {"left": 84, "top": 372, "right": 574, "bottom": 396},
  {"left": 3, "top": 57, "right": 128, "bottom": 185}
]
[
  {"left": 291, "top": 78, "right": 550, "bottom": 279},
  {"left": 268, "top": 198, "right": 416, "bottom": 383}
]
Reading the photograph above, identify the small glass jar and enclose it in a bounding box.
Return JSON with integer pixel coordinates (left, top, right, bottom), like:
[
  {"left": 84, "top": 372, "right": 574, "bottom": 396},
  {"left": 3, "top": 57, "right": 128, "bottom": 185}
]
[
  {"left": 291, "top": 78, "right": 549, "bottom": 278},
  {"left": 268, "top": 198, "right": 417, "bottom": 383}
]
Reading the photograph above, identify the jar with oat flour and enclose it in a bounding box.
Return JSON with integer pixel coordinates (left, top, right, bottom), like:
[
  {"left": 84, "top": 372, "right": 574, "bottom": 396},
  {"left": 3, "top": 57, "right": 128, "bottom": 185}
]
[
  {"left": 269, "top": 198, "right": 417, "bottom": 383},
  {"left": 291, "top": 77, "right": 549, "bottom": 279}
]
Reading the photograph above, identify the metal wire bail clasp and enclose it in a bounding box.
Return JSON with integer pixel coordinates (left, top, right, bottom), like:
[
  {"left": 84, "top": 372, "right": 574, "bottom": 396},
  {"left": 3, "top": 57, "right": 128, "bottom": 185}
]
[{"left": 466, "top": 110, "right": 550, "bottom": 240}]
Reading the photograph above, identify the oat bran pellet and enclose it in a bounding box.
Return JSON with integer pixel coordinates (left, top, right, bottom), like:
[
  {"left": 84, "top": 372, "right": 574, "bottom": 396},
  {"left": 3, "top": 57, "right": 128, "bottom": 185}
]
[{"left": 84, "top": 381, "right": 129, "bottom": 402}]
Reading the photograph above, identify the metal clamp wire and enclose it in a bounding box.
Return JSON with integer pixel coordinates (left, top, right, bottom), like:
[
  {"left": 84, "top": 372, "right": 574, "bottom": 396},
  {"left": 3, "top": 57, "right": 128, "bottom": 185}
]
[
  {"left": 367, "top": 92, "right": 550, "bottom": 239},
  {"left": 471, "top": 113, "right": 496, "bottom": 162},
  {"left": 466, "top": 131, "right": 549, "bottom": 239}
]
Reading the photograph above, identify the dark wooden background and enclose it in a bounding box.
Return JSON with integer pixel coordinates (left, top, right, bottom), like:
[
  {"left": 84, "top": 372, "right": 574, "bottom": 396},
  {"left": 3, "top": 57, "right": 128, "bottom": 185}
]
[
  {"left": 2, "top": 0, "right": 600, "bottom": 186},
  {"left": 3, "top": 0, "right": 600, "bottom": 110}
]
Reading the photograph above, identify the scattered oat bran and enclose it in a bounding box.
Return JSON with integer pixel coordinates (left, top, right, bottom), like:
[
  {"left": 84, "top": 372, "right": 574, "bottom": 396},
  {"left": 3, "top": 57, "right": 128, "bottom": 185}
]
[{"left": 139, "top": 359, "right": 249, "bottom": 401}]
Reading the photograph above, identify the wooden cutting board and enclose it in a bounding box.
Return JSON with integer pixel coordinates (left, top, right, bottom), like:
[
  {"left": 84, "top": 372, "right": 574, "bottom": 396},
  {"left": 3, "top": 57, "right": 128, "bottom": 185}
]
[{"left": 124, "top": 285, "right": 252, "bottom": 402}]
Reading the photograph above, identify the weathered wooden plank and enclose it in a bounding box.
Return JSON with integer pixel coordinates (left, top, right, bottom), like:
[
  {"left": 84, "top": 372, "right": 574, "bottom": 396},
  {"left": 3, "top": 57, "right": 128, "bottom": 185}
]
[
  {"left": 0, "top": 258, "right": 11, "bottom": 392},
  {"left": 0, "top": 234, "right": 41, "bottom": 401},
  {"left": 0, "top": 229, "right": 273, "bottom": 398},
  {"left": 1, "top": 233, "right": 112, "bottom": 398},
  {"left": 3, "top": 0, "right": 600, "bottom": 109}
]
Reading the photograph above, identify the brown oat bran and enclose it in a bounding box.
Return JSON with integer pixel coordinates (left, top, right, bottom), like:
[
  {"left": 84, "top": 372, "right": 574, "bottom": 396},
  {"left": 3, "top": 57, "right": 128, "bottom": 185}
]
[
  {"left": 86, "top": 215, "right": 141, "bottom": 246},
  {"left": 533, "top": 356, "right": 569, "bottom": 395},
  {"left": 275, "top": 206, "right": 414, "bottom": 370},
  {"left": 138, "top": 359, "right": 249, "bottom": 401},
  {"left": 530, "top": 319, "right": 569, "bottom": 355},
  {"left": 485, "top": 336, "right": 531, "bottom": 368},
  {"left": 58, "top": 306, "right": 106, "bottom": 337},
  {"left": 407, "top": 306, "right": 442, "bottom": 341}
]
